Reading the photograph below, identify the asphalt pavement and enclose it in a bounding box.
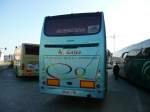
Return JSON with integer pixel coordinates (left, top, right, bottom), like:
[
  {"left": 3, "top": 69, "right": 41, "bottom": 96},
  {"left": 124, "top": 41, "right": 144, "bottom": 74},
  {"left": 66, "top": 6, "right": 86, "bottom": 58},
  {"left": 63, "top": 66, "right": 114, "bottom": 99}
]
[{"left": 0, "top": 68, "right": 150, "bottom": 112}]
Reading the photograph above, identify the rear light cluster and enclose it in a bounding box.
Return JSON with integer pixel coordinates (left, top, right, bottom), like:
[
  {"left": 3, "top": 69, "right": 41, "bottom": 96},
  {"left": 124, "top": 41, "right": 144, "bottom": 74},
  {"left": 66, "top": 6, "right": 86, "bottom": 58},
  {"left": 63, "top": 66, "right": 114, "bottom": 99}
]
[
  {"left": 80, "top": 80, "right": 95, "bottom": 88},
  {"left": 46, "top": 79, "right": 96, "bottom": 89},
  {"left": 47, "top": 79, "right": 60, "bottom": 86}
]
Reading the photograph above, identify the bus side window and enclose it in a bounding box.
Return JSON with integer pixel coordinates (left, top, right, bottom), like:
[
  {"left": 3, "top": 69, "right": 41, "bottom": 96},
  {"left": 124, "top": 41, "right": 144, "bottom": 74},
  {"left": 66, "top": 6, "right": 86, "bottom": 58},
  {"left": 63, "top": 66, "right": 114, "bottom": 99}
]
[{"left": 142, "top": 47, "right": 150, "bottom": 56}]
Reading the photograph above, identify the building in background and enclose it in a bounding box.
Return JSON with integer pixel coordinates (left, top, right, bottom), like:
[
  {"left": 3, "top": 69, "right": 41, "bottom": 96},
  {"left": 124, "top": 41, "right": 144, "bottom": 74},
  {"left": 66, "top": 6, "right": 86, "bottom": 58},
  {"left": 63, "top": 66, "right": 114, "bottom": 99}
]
[
  {"left": 0, "top": 48, "right": 7, "bottom": 61},
  {"left": 4, "top": 54, "right": 14, "bottom": 62}
]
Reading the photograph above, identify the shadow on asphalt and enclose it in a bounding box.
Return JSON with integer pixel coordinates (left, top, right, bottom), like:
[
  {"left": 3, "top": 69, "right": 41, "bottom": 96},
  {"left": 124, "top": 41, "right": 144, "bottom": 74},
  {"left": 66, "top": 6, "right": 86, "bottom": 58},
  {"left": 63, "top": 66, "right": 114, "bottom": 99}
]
[
  {"left": 16, "top": 76, "right": 39, "bottom": 82},
  {"left": 45, "top": 95, "right": 105, "bottom": 110}
]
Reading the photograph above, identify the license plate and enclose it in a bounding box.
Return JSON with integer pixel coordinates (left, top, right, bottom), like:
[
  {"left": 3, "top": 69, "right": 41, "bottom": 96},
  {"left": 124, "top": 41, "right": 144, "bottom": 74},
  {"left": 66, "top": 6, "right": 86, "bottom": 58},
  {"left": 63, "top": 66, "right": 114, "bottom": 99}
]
[{"left": 63, "top": 90, "right": 77, "bottom": 95}]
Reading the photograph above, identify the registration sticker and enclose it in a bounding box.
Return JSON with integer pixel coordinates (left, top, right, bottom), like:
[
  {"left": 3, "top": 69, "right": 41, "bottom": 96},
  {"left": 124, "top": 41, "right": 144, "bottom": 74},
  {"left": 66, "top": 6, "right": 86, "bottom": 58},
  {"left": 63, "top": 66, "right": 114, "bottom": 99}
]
[
  {"left": 88, "top": 25, "right": 99, "bottom": 34},
  {"left": 63, "top": 90, "right": 77, "bottom": 95}
]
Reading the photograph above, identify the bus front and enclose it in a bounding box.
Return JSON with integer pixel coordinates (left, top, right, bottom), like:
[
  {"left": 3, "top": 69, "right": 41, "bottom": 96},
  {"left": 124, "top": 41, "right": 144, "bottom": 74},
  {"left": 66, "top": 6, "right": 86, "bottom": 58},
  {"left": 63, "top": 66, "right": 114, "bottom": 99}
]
[{"left": 39, "top": 12, "right": 107, "bottom": 99}]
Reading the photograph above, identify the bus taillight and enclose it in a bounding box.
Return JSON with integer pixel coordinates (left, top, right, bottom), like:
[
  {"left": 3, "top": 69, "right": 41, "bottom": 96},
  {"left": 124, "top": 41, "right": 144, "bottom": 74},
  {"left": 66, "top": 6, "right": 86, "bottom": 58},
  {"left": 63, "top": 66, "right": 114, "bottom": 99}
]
[
  {"left": 47, "top": 79, "right": 60, "bottom": 87},
  {"left": 80, "top": 80, "right": 95, "bottom": 88}
]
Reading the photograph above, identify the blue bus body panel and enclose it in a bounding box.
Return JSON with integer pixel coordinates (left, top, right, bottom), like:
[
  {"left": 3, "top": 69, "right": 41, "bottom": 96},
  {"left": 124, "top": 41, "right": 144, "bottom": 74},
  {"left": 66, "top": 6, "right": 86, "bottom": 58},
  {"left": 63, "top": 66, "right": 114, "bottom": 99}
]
[{"left": 39, "top": 12, "right": 106, "bottom": 99}]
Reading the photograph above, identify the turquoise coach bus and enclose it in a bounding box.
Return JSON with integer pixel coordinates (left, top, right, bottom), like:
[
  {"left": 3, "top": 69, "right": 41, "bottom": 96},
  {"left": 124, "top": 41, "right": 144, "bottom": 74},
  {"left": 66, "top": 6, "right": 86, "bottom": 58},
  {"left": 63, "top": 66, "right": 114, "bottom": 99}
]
[{"left": 39, "top": 12, "right": 107, "bottom": 99}]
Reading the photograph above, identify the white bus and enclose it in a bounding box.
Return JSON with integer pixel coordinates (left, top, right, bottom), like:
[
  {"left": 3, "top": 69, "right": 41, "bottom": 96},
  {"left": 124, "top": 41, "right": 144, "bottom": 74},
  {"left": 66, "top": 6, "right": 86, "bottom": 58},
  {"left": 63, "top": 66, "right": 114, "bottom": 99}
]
[{"left": 14, "top": 43, "right": 39, "bottom": 77}]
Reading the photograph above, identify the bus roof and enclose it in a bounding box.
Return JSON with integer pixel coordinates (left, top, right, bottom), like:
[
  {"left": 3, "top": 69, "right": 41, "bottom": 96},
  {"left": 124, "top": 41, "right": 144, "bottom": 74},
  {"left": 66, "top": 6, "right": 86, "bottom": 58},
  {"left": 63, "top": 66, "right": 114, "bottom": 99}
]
[
  {"left": 22, "top": 43, "right": 39, "bottom": 46},
  {"left": 45, "top": 12, "right": 103, "bottom": 20}
]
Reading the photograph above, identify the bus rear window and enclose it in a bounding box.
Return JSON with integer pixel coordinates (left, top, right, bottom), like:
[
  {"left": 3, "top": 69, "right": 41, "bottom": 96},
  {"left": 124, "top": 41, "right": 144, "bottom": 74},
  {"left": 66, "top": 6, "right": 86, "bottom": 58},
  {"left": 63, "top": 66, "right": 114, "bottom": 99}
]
[
  {"left": 44, "top": 13, "right": 101, "bottom": 36},
  {"left": 25, "top": 45, "right": 39, "bottom": 55}
]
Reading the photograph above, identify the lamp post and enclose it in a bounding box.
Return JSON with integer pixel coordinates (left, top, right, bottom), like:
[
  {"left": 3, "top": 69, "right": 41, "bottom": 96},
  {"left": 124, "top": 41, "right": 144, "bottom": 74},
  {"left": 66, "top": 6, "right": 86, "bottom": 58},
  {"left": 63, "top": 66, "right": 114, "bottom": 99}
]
[
  {"left": 107, "top": 35, "right": 116, "bottom": 55},
  {"left": 112, "top": 34, "right": 116, "bottom": 54}
]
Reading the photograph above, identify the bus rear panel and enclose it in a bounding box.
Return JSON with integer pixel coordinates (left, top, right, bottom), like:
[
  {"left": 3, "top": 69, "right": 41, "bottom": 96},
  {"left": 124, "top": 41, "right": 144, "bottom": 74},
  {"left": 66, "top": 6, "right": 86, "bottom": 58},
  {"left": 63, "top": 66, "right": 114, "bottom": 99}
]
[
  {"left": 14, "top": 43, "right": 39, "bottom": 77},
  {"left": 39, "top": 12, "right": 107, "bottom": 99}
]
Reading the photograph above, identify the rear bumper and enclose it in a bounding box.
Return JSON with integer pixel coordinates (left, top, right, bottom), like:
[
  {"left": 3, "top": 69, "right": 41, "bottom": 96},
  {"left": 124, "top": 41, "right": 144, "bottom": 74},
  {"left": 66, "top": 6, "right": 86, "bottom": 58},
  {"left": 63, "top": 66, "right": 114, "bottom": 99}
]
[
  {"left": 17, "top": 72, "right": 39, "bottom": 77},
  {"left": 40, "top": 86, "right": 105, "bottom": 99}
]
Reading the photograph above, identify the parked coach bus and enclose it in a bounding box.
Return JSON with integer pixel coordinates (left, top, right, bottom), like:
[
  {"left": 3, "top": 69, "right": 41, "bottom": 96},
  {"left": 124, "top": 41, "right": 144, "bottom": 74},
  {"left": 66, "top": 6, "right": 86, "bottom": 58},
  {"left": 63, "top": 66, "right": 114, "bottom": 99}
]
[
  {"left": 39, "top": 12, "right": 107, "bottom": 99},
  {"left": 14, "top": 43, "right": 39, "bottom": 77},
  {"left": 121, "top": 46, "right": 150, "bottom": 90},
  {"left": 115, "top": 39, "right": 150, "bottom": 90}
]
